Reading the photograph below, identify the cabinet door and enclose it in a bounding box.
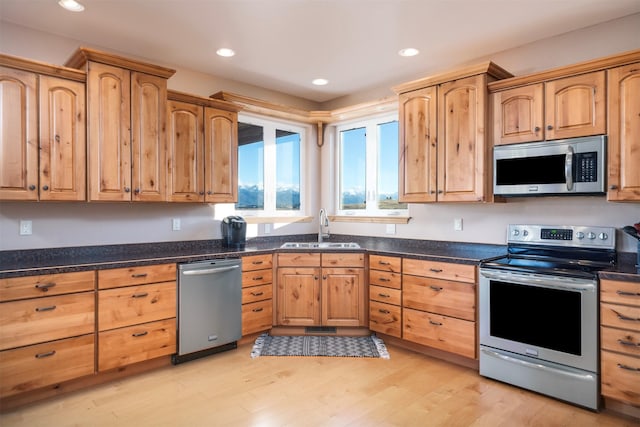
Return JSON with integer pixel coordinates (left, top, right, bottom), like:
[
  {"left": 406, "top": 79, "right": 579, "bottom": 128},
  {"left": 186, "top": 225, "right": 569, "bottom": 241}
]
[
  {"left": 87, "top": 62, "right": 131, "bottom": 201},
  {"left": 322, "top": 267, "right": 365, "bottom": 327},
  {"left": 438, "top": 74, "right": 487, "bottom": 202},
  {"left": 167, "top": 100, "right": 204, "bottom": 202},
  {"left": 493, "top": 84, "right": 544, "bottom": 145},
  {"left": 39, "top": 75, "right": 86, "bottom": 201},
  {"left": 544, "top": 71, "right": 606, "bottom": 140},
  {"left": 0, "top": 67, "right": 38, "bottom": 200},
  {"left": 398, "top": 86, "right": 437, "bottom": 202},
  {"left": 276, "top": 267, "right": 320, "bottom": 326},
  {"left": 607, "top": 63, "right": 640, "bottom": 201},
  {"left": 131, "top": 72, "right": 167, "bottom": 201},
  {"left": 204, "top": 107, "right": 238, "bottom": 203}
]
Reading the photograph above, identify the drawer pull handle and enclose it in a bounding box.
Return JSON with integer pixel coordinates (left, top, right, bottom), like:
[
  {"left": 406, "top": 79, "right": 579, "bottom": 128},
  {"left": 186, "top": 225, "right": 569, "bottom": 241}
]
[
  {"left": 35, "top": 350, "right": 56, "bottom": 359},
  {"left": 131, "top": 273, "right": 148, "bottom": 278},
  {"left": 35, "top": 305, "right": 56, "bottom": 312},
  {"left": 614, "top": 310, "right": 640, "bottom": 322},
  {"left": 378, "top": 293, "right": 390, "bottom": 298},
  {"left": 252, "top": 307, "right": 264, "bottom": 313},
  {"left": 617, "top": 363, "right": 640, "bottom": 372},
  {"left": 251, "top": 291, "right": 264, "bottom": 296},
  {"left": 252, "top": 261, "right": 264, "bottom": 265},
  {"left": 378, "top": 309, "right": 390, "bottom": 314},
  {"left": 616, "top": 290, "right": 640, "bottom": 297},
  {"left": 618, "top": 339, "right": 640, "bottom": 347},
  {"left": 429, "top": 320, "right": 443, "bottom": 326},
  {"left": 429, "top": 268, "right": 443, "bottom": 273},
  {"left": 378, "top": 261, "right": 391, "bottom": 265},
  {"left": 379, "top": 278, "right": 390, "bottom": 282},
  {"left": 429, "top": 285, "right": 443, "bottom": 291},
  {"left": 35, "top": 282, "right": 56, "bottom": 291},
  {"left": 132, "top": 292, "right": 149, "bottom": 298},
  {"left": 253, "top": 276, "right": 264, "bottom": 281},
  {"left": 132, "top": 331, "right": 148, "bottom": 337}
]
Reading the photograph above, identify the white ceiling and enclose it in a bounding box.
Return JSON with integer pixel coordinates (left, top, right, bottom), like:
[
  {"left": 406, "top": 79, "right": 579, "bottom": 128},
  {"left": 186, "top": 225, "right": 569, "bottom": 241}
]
[{"left": 1, "top": 0, "right": 639, "bottom": 103}]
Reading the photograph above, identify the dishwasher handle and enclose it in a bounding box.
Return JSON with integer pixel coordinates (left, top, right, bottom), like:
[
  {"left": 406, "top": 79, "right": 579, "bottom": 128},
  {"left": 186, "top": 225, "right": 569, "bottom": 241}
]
[{"left": 182, "top": 265, "right": 240, "bottom": 276}]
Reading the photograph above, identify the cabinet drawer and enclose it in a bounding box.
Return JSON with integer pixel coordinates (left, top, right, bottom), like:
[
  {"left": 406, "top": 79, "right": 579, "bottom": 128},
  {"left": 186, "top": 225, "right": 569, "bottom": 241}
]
[
  {"left": 601, "top": 350, "right": 640, "bottom": 405},
  {"left": 601, "top": 303, "right": 640, "bottom": 331},
  {"left": 242, "top": 269, "right": 273, "bottom": 287},
  {"left": 0, "top": 292, "right": 95, "bottom": 350},
  {"left": 98, "top": 263, "right": 176, "bottom": 289},
  {"left": 242, "top": 254, "right": 273, "bottom": 272},
  {"left": 242, "top": 299, "right": 273, "bottom": 336},
  {"left": 601, "top": 326, "right": 640, "bottom": 357},
  {"left": 601, "top": 279, "right": 640, "bottom": 306},
  {"left": 369, "top": 270, "right": 401, "bottom": 289},
  {"left": 403, "top": 259, "right": 476, "bottom": 284},
  {"left": 98, "top": 318, "right": 176, "bottom": 371},
  {"left": 0, "top": 334, "right": 94, "bottom": 397},
  {"left": 242, "top": 284, "right": 273, "bottom": 304},
  {"left": 277, "top": 253, "right": 320, "bottom": 267},
  {"left": 0, "top": 271, "right": 95, "bottom": 302},
  {"left": 369, "top": 255, "right": 401, "bottom": 273},
  {"left": 98, "top": 282, "right": 176, "bottom": 331},
  {"left": 403, "top": 308, "right": 476, "bottom": 359},
  {"left": 322, "top": 253, "right": 365, "bottom": 267},
  {"left": 370, "top": 285, "right": 401, "bottom": 306},
  {"left": 369, "top": 301, "right": 401, "bottom": 338},
  {"left": 403, "top": 275, "right": 475, "bottom": 321}
]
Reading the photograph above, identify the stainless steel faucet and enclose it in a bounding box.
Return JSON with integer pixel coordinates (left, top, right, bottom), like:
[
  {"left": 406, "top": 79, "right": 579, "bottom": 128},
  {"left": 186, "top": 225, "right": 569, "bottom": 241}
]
[{"left": 318, "top": 208, "right": 330, "bottom": 242}]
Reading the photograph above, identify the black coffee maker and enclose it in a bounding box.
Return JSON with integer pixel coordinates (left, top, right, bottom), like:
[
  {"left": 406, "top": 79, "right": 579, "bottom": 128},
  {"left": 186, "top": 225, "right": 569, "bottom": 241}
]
[{"left": 222, "top": 216, "right": 247, "bottom": 249}]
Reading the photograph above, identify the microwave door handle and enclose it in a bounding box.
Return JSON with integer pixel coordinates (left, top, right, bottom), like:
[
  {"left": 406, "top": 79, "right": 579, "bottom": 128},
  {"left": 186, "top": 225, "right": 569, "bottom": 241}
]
[{"left": 565, "top": 146, "right": 574, "bottom": 191}]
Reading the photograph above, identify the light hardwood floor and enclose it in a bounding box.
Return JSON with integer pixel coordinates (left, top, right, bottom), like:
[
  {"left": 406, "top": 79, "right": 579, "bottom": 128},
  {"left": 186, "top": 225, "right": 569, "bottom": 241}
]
[{"left": 0, "top": 341, "right": 636, "bottom": 427}]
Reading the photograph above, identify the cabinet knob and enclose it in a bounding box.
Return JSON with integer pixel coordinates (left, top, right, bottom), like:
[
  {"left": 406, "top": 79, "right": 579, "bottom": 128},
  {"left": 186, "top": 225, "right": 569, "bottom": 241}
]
[
  {"left": 124, "top": 187, "right": 131, "bottom": 193},
  {"left": 199, "top": 191, "right": 205, "bottom": 195},
  {"left": 437, "top": 190, "right": 443, "bottom": 194},
  {"left": 207, "top": 191, "right": 213, "bottom": 195},
  {"left": 609, "top": 185, "right": 618, "bottom": 190},
  {"left": 42, "top": 185, "right": 49, "bottom": 191},
  {"left": 134, "top": 188, "right": 140, "bottom": 194},
  {"left": 547, "top": 125, "right": 553, "bottom": 130},
  {"left": 314, "top": 276, "right": 319, "bottom": 280},
  {"left": 28, "top": 184, "right": 36, "bottom": 191},
  {"left": 534, "top": 126, "right": 541, "bottom": 132}
]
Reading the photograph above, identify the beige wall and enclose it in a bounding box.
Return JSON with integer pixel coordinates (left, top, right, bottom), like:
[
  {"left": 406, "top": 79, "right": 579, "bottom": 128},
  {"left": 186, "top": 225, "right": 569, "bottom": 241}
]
[{"left": 1, "top": 16, "right": 639, "bottom": 253}]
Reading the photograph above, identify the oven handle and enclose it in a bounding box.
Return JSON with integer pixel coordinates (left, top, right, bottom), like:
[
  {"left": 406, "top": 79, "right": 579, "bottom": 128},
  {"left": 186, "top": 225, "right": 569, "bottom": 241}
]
[
  {"left": 481, "top": 348, "right": 596, "bottom": 381},
  {"left": 480, "top": 269, "right": 596, "bottom": 292}
]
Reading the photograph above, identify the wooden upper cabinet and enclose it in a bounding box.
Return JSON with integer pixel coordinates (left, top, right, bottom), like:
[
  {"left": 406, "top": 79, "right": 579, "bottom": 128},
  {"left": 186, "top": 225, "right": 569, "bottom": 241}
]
[
  {"left": 544, "top": 71, "right": 606, "bottom": 140},
  {"left": 398, "top": 86, "right": 437, "bottom": 202},
  {"left": 438, "top": 74, "right": 487, "bottom": 202},
  {"left": 204, "top": 107, "right": 238, "bottom": 203},
  {"left": 493, "top": 83, "right": 544, "bottom": 145},
  {"left": 131, "top": 72, "right": 167, "bottom": 201},
  {"left": 607, "top": 63, "right": 640, "bottom": 201},
  {"left": 0, "top": 66, "right": 38, "bottom": 200},
  {"left": 167, "top": 100, "right": 205, "bottom": 202},
  {"left": 39, "top": 75, "right": 86, "bottom": 201},
  {"left": 87, "top": 61, "right": 131, "bottom": 201}
]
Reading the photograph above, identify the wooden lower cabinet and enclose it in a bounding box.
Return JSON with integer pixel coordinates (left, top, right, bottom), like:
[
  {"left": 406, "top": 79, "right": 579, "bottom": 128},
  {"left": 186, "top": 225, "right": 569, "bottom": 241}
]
[
  {"left": 277, "top": 267, "right": 321, "bottom": 326},
  {"left": 369, "top": 300, "right": 401, "bottom": 337},
  {"left": 368, "top": 255, "right": 402, "bottom": 338},
  {"left": 241, "top": 254, "right": 274, "bottom": 336},
  {"left": 403, "top": 308, "right": 475, "bottom": 359}
]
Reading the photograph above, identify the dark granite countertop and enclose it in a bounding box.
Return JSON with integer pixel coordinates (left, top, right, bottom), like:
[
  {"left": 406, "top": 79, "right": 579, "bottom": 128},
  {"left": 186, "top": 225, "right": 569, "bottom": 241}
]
[
  {"left": 0, "top": 234, "right": 508, "bottom": 278},
  {"left": 1, "top": 234, "right": 636, "bottom": 280}
]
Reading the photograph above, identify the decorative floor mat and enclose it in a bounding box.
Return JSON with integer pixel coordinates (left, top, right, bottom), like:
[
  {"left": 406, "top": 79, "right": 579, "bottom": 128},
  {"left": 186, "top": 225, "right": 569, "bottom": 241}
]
[{"left": 250, "top": 334, "right": 390, "bottom": 359}]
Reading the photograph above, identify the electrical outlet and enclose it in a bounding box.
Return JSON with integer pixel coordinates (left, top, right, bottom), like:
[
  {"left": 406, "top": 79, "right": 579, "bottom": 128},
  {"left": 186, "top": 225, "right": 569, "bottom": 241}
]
[
  {"left": 454, "top": 218, "right": 463, "bottom": 231},
  {"left": 264, "top": 223, "right": 271, "bottom": 234},
  {"left": 20, "top": 220, "right": 32, "bottom": 235},
  {"left": 172, "top": 218, "right": 181, "bottom": 231},
  {"left": 386, "top": 224, "right": 396, "bottom": 235}
]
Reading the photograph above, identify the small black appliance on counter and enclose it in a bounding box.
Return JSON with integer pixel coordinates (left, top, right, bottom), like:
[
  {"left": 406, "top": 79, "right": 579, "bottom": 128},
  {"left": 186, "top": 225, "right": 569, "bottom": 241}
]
[{"left": 222, "top": 216, "right": 247, "bottom": 249}]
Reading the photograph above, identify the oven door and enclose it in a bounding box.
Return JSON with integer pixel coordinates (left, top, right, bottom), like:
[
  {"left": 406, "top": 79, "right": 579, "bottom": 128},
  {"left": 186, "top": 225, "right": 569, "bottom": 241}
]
[{"left": 479, "top": 268, "right": 598, "bottom": 372}]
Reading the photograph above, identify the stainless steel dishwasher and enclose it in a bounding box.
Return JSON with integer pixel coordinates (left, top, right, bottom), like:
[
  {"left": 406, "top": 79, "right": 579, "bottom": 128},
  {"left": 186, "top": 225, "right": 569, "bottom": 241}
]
[{"left": 173, "top": 258, "right": 242, "bottom": 364}]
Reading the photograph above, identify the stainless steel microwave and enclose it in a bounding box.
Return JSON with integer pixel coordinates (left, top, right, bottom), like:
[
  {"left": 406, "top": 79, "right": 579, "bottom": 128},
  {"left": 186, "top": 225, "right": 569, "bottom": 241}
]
[{"left": 493, "top": 135, "right": 606, "bottom": 196}]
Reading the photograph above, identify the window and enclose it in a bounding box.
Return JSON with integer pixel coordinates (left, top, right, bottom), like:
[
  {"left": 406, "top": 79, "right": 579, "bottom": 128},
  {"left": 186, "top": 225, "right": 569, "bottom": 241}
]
[
  {"left": 336, "top": 114, "right": 407, "bottom": 216},
  {"left": 236, "top": 115, "right": 306, "bottom": 216}
]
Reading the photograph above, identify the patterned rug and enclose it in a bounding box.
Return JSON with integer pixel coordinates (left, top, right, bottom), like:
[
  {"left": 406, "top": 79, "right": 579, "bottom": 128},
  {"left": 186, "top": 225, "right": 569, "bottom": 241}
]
[{"left": 250, "top": 334, "right": 390, "bottom": 359}]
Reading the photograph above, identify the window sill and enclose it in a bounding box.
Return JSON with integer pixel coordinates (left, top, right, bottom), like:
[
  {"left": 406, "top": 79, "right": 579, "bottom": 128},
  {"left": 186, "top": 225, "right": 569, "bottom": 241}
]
[
  {"left": 328, "top": 216, "right": 411, "bottom": 224},
  {"left": 242, "top": 216, "right": 313, "bottom": 224}
]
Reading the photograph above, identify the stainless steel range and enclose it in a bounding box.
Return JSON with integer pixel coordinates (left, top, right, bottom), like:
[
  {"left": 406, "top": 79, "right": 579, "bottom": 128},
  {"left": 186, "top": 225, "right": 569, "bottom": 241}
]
[{"left": 479, "top": 224, "right": 616, "bottom": 410}]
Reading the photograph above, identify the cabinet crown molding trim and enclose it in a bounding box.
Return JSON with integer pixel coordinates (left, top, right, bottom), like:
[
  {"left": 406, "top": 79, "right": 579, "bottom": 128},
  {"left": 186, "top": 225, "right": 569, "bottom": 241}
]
[
  {"left": 168, "top": 90, "right": 242, "bottom": 112},
  {"left": 65, "top": 47, "right": 176, "bottom": 79},
  {"left": 488, "top": 48, "right": 640, "bottom": 92},
  {"left": 0, "top": 53, "right": 86, "bottom": 82}
]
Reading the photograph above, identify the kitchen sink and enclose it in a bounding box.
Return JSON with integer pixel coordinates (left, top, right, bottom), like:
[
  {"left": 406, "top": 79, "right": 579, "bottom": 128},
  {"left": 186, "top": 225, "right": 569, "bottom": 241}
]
[{"left": 280, "top": 242, "right": 361, "bottom": 249}]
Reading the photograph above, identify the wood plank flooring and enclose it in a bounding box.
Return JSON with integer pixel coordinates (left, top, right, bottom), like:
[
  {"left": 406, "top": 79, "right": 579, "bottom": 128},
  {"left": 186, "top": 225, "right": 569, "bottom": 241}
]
[{"left": 0, "top": 341, "right": 636, "bottom": 426}]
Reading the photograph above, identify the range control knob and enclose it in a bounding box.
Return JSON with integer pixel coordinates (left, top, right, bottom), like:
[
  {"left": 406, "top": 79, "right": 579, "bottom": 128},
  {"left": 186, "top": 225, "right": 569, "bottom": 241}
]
[
  {"left": 522, "top": 230, "right": 529, "bottom": 237},
  {"left": 576, "top": 232, "right": 585, "bottom": 240},
  {"left": 599, "top": 232, "right": 608, "bottom": 241},
  {"left": 512, "top": 229, "right": 520, "bottom": 236},
  {"left": 587, "top": 232, "right": 596, "bottom": 240}
]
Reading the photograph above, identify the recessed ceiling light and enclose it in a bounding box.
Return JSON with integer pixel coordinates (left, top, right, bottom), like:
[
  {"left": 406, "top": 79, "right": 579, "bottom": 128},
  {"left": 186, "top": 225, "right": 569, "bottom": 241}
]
[
  {"left": 398, "top": 48, "right": 419, "bottom": 57},
  {"left": 58, "top": 0, "right": 84, "bottom": 12},
  {"left": 312, "top": 78, "right": 329, "bottom": 86},
  {"left": 216, "top": 48, "right": 235, "bottom": 57}
]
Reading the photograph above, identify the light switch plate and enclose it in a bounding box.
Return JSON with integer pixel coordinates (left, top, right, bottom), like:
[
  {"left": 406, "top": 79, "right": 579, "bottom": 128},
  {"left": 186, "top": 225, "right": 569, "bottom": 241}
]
[
  {"left": 20, "top": 220, "right": 32, "bottom": 235},
  {"left": 454, "top": 218, "right": 463, "bottom": 231},
  {"left": 172, "top": 218, "right": 181, "bottom": 231}
]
